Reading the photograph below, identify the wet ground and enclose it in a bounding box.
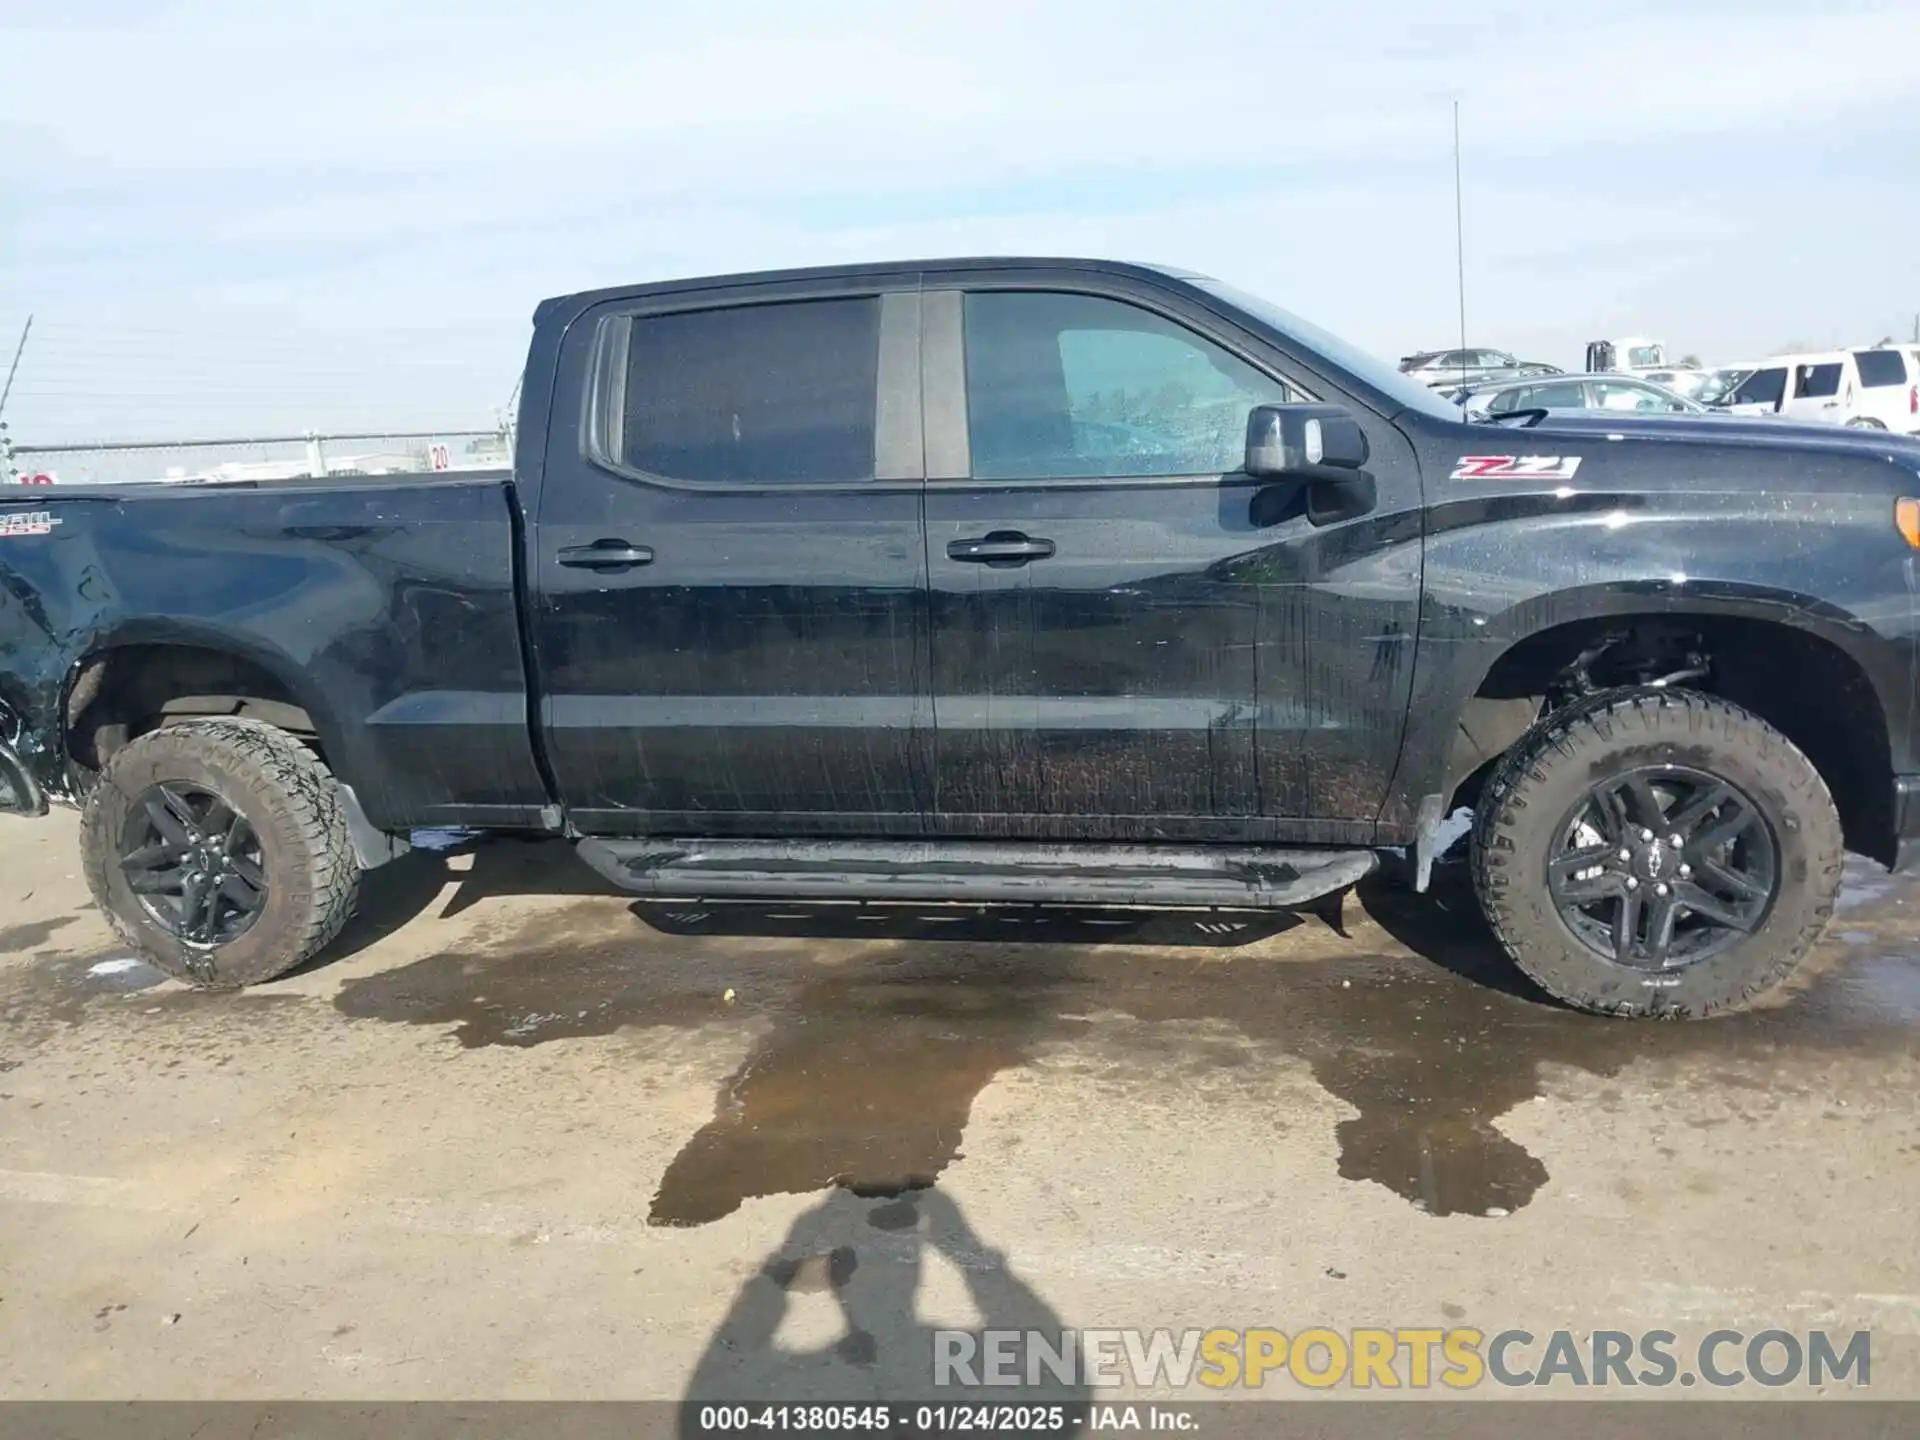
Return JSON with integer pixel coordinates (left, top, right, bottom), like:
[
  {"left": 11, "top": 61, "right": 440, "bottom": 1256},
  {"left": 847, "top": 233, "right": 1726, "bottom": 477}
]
[{"left": 1, "top": 810, "right": 1917, "bottom": 1401}]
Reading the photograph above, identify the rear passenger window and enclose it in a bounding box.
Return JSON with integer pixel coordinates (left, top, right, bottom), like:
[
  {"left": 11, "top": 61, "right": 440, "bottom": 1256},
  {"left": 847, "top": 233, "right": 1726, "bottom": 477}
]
[
  {"left": 615, "top": 298, "right": 880, "bottom": 484},
  {"left": 962, "top": 291, "right": 1295, "bottom": 480},
  {"left": 1794, "top": 363, "right": 1842, "bottom": 399},
  {"left": 1854, "top": 350, "right": 1908, "bottom": 387}
]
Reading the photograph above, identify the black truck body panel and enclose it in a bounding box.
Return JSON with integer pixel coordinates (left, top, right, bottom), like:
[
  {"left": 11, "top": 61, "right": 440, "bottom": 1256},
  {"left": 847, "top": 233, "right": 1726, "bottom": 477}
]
[
  {"left": 1, "top": 258, "right": 1916, "bottom": 870},
  {"left": 0, "top": 479, "right": 547, "bottom": 832},
  {"left": 1388, "top": 411, "right": 1920, "bottom": 827}
]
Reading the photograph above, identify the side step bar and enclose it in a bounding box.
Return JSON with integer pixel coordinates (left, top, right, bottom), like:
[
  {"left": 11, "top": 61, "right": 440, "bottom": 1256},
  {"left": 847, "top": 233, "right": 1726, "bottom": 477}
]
[{"left": 575, "top": 837, "right": 1376, "bottom": 909}]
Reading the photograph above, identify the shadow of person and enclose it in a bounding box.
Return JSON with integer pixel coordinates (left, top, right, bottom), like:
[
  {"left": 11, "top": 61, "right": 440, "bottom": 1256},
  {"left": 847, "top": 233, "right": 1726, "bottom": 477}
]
[{"left": 681, "top": 1187, "right": 1089, "bottom": 1434}]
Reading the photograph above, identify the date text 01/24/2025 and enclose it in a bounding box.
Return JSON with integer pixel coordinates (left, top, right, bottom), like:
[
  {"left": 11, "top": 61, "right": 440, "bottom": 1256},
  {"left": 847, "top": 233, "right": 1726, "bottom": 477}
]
[{"left": 690, "top": 1403, "right": 1195, "bottom": 1432}]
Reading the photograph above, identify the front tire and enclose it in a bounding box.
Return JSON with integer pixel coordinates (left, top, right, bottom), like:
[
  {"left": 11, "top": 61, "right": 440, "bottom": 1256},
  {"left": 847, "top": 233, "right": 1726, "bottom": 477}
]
[
  {"left": 81, "top": 718, "right": 359, "bottom": 989},
  {"left": 1470, "top": 689, "right": 1842, "bottom": 1018}
]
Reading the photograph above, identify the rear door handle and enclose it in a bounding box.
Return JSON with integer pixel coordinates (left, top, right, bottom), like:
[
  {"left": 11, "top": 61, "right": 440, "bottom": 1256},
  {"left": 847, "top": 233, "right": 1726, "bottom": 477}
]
[
  {"left": 946, "top": 533, "right": 1056, "bottom": 565},
  {"left": 558, "top": 540, "right": 654, "bottom": 570}
]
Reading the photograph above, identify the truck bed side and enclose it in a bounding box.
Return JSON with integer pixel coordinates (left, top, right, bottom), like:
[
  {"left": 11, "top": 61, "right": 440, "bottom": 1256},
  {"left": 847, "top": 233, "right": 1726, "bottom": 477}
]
[{"left": 0, "top": 478, "right": 548, "bottom": 831}]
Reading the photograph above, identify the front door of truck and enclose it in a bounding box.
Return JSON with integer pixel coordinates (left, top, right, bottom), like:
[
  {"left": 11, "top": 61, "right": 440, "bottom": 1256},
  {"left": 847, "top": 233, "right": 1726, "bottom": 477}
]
[
  {"left": 531, "top": 278, "right": 933, "bottom": 836},
  {"left": 920, "top": 279, "right": 1282, "bottom": 837},
  {"left": 920, "top": 272, "right": 1423, "bottom": 838}
]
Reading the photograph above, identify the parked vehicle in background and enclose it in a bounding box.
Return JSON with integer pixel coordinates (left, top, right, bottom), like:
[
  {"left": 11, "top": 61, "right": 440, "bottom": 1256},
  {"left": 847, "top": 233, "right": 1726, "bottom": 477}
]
[
  {"left": 1398, "top": 348, "right": 1560, "bottom": 389},
  {"left": 1457, "top": 373, "right": 1703, "bottom": 419},
  {"left": 1641, "top": 368, "right": 1748, "bottom": 404},
  {"left": 1846, "top": 347, "right": 1920, "bottom": 432},
  {"left": 1586, "top": 337, "right": 1669, "bottom": 374},
  {"left": 1, "top": 257, "right": 1917, "bottom": 1023},
  {"left": 1718, "top": 360, "right": 1792, "bottom": 418},
  {"left": 1641, "top": 368, "right": 1706, "bottom": 399},
  {"left": 1781, "top": 353, "right": 1859, "bottom": 428},
  {"left": 1698, "top": 366, "right": 1752, "bottom": 405},
  {"left": 1724, "top": 351, "right": 1920, "bottom": 432}
]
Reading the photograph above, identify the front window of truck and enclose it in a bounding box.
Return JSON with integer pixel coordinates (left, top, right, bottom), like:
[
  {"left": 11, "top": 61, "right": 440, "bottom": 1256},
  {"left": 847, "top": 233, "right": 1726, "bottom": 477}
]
[{"left": 963, "top": 290, "right": 1297, "bottom": 479}]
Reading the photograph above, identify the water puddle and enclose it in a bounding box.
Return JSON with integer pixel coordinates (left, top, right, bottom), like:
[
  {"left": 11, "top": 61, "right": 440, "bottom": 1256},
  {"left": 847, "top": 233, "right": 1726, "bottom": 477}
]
[
  {"left": 10, "top": 843, "right": 1911, "bottom": 1225},
  {"left": 323, "top": 851, "right": 1919, "bottom": 1225},
  {"left": 0, "top": 915, "right": 77, "bottom": 953}
]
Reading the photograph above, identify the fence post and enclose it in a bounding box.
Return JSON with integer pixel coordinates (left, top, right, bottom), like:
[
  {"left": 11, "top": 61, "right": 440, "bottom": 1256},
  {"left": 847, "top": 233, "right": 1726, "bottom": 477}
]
[{"left": 304, "top": 431, "right": 326, "bottom": 478}]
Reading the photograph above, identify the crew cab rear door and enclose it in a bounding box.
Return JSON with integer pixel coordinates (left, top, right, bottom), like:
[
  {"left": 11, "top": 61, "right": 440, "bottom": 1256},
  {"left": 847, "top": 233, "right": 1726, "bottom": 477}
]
[{"left": 529, "top": 275, "right": 932, "bottom": 836}]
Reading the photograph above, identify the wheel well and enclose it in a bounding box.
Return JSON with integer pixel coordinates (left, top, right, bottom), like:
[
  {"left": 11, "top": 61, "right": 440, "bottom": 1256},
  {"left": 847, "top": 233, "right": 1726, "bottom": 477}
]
[
  {"left": 1465, "top": 615, "right": 1895, "bottom": 863},
  {"left": 67, "top": 644, "right": 320, "bottom": 778}
]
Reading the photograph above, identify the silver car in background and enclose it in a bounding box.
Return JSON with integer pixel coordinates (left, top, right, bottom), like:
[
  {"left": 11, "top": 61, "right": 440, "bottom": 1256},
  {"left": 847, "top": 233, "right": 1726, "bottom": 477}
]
[
  {"left": 1456, "top": 372, "right": 1706, "bottom": 419},
  {"left": 1643, "top": 367, "right": 1751, "bottom": 405},
  {"left": 1399, "top": 347, "right": 1562, "bottom": 389}
]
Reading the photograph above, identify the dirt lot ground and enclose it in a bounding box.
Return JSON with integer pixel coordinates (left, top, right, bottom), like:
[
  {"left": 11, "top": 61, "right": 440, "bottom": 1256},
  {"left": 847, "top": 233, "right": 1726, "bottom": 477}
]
[{"left": 1, "top": 808, "right": 1916, "bottom": 1407}]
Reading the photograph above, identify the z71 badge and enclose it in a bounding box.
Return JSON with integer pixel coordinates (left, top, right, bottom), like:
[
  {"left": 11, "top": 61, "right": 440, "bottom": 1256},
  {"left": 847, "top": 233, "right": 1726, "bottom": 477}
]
[
  {"left": 1450, "top": 455, "right": 1584, "bottom": 481},
  {"left": 0, "top": 511, "right": 62, "bottom": 537}
]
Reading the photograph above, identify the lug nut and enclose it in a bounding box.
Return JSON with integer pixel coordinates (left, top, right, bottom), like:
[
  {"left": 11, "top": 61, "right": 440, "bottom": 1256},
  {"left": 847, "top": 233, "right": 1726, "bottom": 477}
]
[
  {"left": 1640, "top": 828, "right": 1654, "bottom": 842},
  {"left": 1655, "top": 883, "right": 1669, "bottom": 896},
  {"left": 1626, "top": 877, "right": 1639, "bottom": 889},
  {"left": 1668, "top": 833, "right": 1683, "bottom": 848},
  {"left": 1678, "top": 863, "right": 1692, "bottom": 877},
  {"left": 1618, "top": 848, "right": 1632, "bottom": 861}
]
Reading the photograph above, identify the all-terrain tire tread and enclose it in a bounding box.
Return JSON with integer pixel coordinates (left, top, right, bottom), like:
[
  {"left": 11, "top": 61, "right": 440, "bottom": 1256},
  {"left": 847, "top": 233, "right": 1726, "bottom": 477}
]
[
  {"left": 80, "top": 718, "right": 358, "bottom": 989},
  {"left": 1468, "top": 687, "right": 1844, "bottom": 1018}
]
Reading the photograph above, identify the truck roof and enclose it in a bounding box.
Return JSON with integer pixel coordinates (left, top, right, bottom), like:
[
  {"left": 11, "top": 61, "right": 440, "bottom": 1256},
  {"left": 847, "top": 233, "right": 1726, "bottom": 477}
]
[{"left": 534, "top": 257, "right": 1209, "bottom": 324}]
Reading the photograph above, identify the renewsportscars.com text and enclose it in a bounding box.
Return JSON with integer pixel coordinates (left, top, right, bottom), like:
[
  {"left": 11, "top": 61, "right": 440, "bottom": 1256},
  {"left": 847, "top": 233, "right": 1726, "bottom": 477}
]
[{"left": 934, "top": 1327, "right": 1871, "bottom": 1391}]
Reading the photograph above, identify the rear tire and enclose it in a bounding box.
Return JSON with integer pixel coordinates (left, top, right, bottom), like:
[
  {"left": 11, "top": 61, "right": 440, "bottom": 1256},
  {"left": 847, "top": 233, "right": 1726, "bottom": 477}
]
[
  {"left": 1470, "top": 689, "right": 1842, "bottom": 1018},
  {"left": 81, "top": 718, "right": 359, "bottom": 989},
  {"left": 1846, "top": 417, "right": 1886, "bottom": 429}
]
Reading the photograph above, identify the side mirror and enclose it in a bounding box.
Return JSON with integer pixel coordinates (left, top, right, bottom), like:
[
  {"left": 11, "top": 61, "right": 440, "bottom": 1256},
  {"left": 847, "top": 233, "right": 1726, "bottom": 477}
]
[{"left": 1244, "top": 403, "right": 1370, "bottom": 478}]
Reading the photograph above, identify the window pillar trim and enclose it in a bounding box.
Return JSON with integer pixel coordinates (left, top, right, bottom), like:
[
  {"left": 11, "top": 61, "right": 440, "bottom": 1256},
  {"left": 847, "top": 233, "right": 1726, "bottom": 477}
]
[{"left": 922, "top": 290, "right": 971, "bottom": 481}]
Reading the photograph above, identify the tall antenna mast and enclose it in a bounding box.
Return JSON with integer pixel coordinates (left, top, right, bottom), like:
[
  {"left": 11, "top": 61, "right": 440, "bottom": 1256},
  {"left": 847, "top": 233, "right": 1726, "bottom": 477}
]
[
  {"left": 0, "top": 315, "right": 32, "bottom": 424},
  {"left": 1453, "top": 103, "right": 1468, "bottom": 388}
]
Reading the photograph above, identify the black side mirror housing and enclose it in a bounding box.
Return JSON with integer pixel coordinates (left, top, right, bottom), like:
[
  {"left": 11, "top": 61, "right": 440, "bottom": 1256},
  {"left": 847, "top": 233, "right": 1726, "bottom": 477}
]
[{"left": 1244, "top": 404, "right": 1370, "bottom": 478}]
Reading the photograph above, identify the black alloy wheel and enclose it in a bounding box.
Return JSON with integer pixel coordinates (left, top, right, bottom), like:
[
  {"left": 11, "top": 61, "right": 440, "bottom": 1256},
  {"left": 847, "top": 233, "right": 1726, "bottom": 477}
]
[
  {"left": 1546, "top": 765, "right": 1777, "bottom": 970},
  {"left": 119, "top": 782, "right": 270, "bottom": 946}
]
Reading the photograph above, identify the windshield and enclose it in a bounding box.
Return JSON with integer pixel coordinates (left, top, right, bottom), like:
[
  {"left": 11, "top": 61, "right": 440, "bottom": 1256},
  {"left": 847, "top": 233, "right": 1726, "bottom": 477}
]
[
  {"left": 1727, "top": 367, "right": 1787, "bottom": 407},
  {"left": 1700, "top": 367, "right": 1750, "bottom": 405},
  {"left": 1627, "top": 345, "right": 1665, "bottom": 368},
  {"left": 1191, "top": 277, "right": 1462, "bottom": 422}
]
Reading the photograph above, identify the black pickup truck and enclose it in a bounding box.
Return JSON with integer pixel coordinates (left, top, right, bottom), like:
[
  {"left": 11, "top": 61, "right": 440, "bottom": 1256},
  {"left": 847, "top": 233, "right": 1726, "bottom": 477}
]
[{"left": 2, "top": 259, "right": 1916, "bottom": 1018}]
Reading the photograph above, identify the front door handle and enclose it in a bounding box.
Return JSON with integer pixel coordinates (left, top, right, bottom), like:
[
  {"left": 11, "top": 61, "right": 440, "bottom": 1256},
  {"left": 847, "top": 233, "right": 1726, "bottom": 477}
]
[
  {"left": 558, "top": 540, "right": 655, "bottom": 570},
  {"left": 946, "top": 532, "right": 1056, "bottom": 565}
]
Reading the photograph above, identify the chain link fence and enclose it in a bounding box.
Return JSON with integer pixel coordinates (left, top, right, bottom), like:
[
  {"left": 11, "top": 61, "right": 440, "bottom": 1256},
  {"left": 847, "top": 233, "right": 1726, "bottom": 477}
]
[{"left": 2, "top": 428, "right": 513, "bottom": 487}]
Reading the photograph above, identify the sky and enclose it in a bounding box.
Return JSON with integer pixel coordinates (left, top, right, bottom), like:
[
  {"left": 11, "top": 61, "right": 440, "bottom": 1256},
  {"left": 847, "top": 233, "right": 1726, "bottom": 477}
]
[{"left": 2, "top": 0, "right": 1918, "bottom": 442}]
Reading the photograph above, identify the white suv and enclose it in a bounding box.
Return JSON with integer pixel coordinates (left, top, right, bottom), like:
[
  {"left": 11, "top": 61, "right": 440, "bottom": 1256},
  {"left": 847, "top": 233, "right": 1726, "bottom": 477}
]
[
  {"left": 1719, "top": 350, "right": 1920, "bottom": 431},
  {"left": 1849, "top": 347, "right": 1920, "bottom": 432}
]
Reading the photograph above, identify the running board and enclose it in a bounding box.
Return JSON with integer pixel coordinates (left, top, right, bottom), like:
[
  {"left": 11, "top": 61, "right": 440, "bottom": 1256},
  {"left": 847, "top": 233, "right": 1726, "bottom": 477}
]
[{"left": 575, "top": 838, "right": 1376, "bottom": 909}]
